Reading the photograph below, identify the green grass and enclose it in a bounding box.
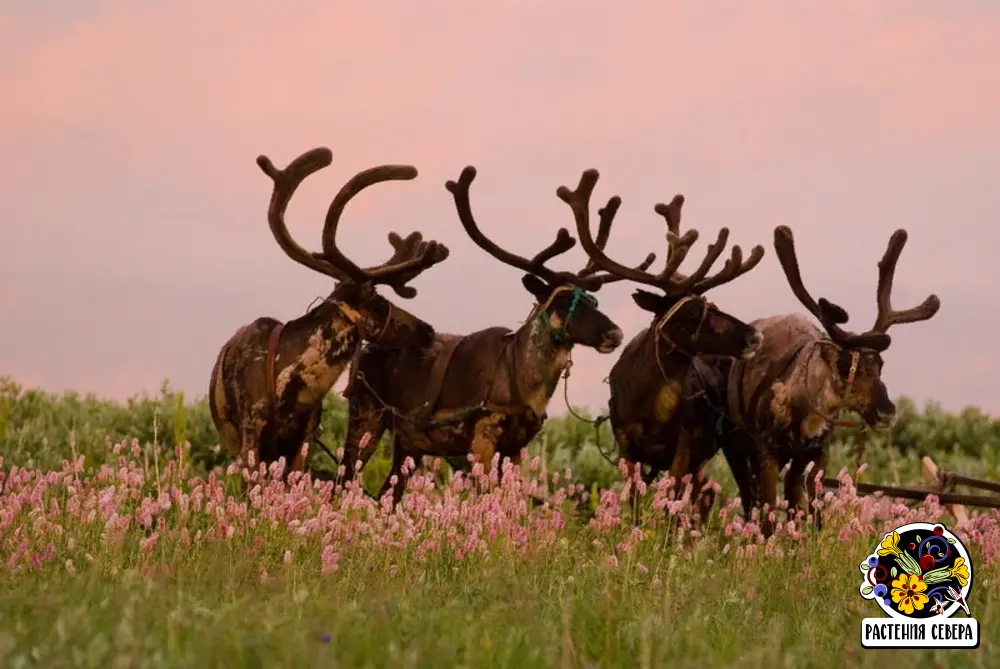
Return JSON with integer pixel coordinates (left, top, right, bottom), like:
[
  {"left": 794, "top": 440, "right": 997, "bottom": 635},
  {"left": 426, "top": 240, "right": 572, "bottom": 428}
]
[{"left": 3, "top": 525, "right": 996, "bottom": 668}]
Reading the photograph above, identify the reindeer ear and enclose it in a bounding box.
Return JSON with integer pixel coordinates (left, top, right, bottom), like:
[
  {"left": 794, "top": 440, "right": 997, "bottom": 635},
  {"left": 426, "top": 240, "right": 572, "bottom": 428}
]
[
  {"left": 631, "top": 289, "right": 665, "bottom": 314},
  {"left": 818, "top": 298, "right": 850, "bottom": 324},
  {"left": 521, "top": 274, "right": 551, "bottom": 300}
]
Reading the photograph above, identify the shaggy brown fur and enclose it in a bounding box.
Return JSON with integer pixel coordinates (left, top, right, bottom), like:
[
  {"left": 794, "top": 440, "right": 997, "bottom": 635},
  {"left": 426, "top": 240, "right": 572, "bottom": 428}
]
[
  {"left": 209, "top": 147, "right": 449, "bottom": 474},
  {"left": 341, "top": 168, "right": 656, "bottom": 505},
  {"left": 673, "top": 225, "right": 940, "bottom": 535},
  {"left": 581, "top": 190, "right": 766, "bottom": 523}
]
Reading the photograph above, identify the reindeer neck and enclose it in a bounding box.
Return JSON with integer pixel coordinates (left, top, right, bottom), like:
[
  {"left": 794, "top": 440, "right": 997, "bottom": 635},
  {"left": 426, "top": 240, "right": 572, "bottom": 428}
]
[
  {"left": 642, "top": 326, "right": 698, "bottom": 423},
  {"left": 782, "top": 342, "right": 842, "bottom": 440},
  {"left": 510, "top": 312, "right": 574, "bottom": 414},
  {"left": 803, "top": 341, "right": 840, "bottom": 401},
  {"left": 274, "top": 298, "right": 364, "bottom": 408},
  {"left": 647, "top": 327, "right": 696, "bottom": 385}
]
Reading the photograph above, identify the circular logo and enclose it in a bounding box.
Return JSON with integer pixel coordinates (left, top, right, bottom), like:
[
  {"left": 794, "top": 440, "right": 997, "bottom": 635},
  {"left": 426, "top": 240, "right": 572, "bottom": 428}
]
[{"left": 859, "top": 522, "right": 973, "bottom": 619}]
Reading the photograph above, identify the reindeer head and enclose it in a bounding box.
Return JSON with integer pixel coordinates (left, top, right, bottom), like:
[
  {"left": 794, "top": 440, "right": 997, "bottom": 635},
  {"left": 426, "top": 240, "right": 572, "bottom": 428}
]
[
  {"left": 446, "top": 167, "right": 649, "bottom": 353},
  {"left": 773, "top": 226, "right": 940, "bottom": 430},
  {"left": 558, "top": 171, "right": 765, "bottom": 360},
  {"left": 256, "top": 147, "right": 449, "bottom": 350}
]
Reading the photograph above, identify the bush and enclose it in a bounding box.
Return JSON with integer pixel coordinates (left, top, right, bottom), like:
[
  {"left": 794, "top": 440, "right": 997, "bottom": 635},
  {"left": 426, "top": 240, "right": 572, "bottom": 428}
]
[{"left": 2, "top": 375, "right": 998, "bottom": 492}]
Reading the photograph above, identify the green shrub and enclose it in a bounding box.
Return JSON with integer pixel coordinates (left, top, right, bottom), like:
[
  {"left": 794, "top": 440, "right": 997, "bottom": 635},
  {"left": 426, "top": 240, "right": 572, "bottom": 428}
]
[{"left": 2, "top": 374, "right": 997, "bottom": 492}]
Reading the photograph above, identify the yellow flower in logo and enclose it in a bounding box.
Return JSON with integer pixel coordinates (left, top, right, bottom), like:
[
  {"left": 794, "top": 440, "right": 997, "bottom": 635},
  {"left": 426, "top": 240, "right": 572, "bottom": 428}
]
[
  {"left": 878, "top": 531, "right": 902, "bottom": 557},
  {"left": 891, "top": 573, "right": 929, "bottom": 615},
  {"left": 950, "top": 557, "right": 969, "bottom": 587}
]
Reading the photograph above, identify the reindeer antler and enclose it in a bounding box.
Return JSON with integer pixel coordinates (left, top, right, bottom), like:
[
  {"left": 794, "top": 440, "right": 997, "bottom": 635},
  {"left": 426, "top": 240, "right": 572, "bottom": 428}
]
[
  {"left": 559, "top": 170, "right": 763, "bottom": 296},
  {"left": 256, "top": 147, "right": 448, "bottom": 299},
  {"left": 572, "top": 193, "right": 657, "bottom": 287},
  {"left": 256, "top": 148, "right": 349, "bottom": 281},
  {"left": 366, "top": 231, "right": 448, "bottom": 299},
  {"left": 652, "top": 198, "right": 764, "bottom": 294},
  {"left": 446, "top": 166, "right": 613, "bottom": 290},
  {"left": 869, "top": 229, "right": 941, "bottom": 333},
  {"left": 319, "top": 164, "right": 449, "bottom": 298},
  {"left": 773, "top": 226, "right": 924, "bottom": 352}
]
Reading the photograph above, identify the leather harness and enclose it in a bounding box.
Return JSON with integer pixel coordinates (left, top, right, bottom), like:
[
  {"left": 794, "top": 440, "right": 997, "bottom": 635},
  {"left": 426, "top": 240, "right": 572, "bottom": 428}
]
[
  {"left": 265, "top": 322, "right": 286, "bottom": 426},
  {"left": 404, "top": 287, "right": 579, "bottom": 429},
  {"left": 412, "top": 334, "right": 466, "bottom": 425},
  {"left": 725, "top": 340, "right": 862, "bottom": 433}
]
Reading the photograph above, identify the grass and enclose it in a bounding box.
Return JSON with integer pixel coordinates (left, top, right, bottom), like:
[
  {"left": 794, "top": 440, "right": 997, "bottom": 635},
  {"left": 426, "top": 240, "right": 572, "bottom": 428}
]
[
  {"left": 2, "top": 443, "right": 998, "bottom": 669},
  {"left": 4, "top": 528, "right": 996, "bottom": 668}
]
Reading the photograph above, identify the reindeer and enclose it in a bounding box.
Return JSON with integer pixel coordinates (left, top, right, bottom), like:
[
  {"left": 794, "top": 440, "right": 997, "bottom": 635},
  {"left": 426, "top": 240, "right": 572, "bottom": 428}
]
[
  {"left": 565, "top": 175, "right": 766, "bottom": 523},
  {"left": 672, "top": 225, "right": 940, "bottom": 536},
  {"left": 209, "top": 147, "right": 449, "bottom": 474},
  {"left": 341, "top": 166, "right": 656, "bottom": 505}
]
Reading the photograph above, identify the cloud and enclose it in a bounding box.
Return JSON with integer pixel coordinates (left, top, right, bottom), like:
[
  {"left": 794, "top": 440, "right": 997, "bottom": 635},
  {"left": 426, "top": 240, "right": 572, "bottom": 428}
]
[{"left": 1, "top": 0, "right": 998, "bottom": 417}]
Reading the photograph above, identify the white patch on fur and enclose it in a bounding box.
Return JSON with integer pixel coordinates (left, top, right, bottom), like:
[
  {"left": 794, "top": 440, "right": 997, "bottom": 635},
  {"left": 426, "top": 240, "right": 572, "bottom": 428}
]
[{"left": 275, "top": 326, "right": 357, "bottom": 407}]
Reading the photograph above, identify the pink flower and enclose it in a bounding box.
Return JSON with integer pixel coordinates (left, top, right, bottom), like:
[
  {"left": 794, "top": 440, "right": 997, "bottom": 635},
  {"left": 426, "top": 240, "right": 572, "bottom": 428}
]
[{"left": 321, "top": 545, "right": 339, "bottom": 574}]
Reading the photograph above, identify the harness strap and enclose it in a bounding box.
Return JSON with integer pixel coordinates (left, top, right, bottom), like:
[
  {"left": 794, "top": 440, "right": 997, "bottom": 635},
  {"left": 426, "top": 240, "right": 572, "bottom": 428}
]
[
  {"left": 650, "top": 295, "right": 705, "bottom": 382},
  {"left": 726, "top": 358, "right": 747, "bottom": 428},
  {"left": 729, "top": 340, "right": 810, "bottom": 432},
  {"left": 265, "top": 322, "right": 286, "bottom": 424},
  {"left": 845, "top": 349, "right": 860, "bottom": 389},
  {"left": 340, "top": 336, "right": 366, "bottom": 399},
  {"left": 414, "top": 334, "right": 466, "bottom": 424}
]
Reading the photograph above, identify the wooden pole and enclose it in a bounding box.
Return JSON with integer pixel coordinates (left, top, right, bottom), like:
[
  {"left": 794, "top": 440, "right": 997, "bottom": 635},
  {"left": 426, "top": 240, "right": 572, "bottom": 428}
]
[
  {"left": 821, "top": 477, "right": 1000, "bottom": 510},
  {"left": 921, "top": 456, "right": 969, "bottom": 527},
  {"left": 941, "top": 470, "right": 1000, "bottom": 496}
]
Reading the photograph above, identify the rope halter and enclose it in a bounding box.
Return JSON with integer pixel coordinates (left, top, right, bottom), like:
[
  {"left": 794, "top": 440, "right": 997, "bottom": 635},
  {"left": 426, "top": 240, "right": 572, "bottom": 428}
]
[{"left": 532, "top": 285, "right": 599, "bottom": 348}]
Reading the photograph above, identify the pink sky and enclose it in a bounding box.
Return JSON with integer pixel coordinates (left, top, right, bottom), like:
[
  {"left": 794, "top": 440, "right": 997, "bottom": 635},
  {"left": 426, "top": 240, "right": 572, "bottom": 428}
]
[{"left": 2, "top": 1, "right": 998, "bottom": 416}]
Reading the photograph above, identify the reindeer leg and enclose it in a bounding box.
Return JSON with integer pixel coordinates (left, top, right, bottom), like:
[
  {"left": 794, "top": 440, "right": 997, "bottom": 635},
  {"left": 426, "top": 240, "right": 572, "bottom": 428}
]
[
  {"left": 495, "top": 445, "right": 525, "bottom": 487},
  {"left": 377, "top": 436, "right": 411, "bottom": 509},
  {"left": 758, "top": 447, "right": 780, "bottom": 539},
  {"left": 469, "top": 414, "right": 503, "bottom": 484},
  {"left": 342, "top": 392, "right": 389, "bottom": 491},
  {"left": 807, "top": 446, "right": 829, "bottom": 532},
  {"left": 668, "top": 438, "right": 693, "bottom": 510},
  {"left": 783, "top": 456, "right": 808, "bottom": 526},
  {"left": 689, "top": 463, "right": 717, "bottom": 533},
  {"left": 290, "top": 410, "right": 323, "bottom": 475},
  {"left": 675, "top": 430, "right": 719, "bottom": 532},
  {"left": 653, "top": 440, "right": 695, "bottom": 543},
  {"left": 218, "top": 419, "right": 242, "bottom": 459},
  {"left": 290, "top": 449, "right": 309, "bottom": 474},
  {"left": 721, "top": 434, "right": 758, "bottom": 521},
  {"left": 618, "top": 458, "right": 644, "bottom": 526},
  {"left": 235, "top": 411, "right": 266, "bottom": 496}
]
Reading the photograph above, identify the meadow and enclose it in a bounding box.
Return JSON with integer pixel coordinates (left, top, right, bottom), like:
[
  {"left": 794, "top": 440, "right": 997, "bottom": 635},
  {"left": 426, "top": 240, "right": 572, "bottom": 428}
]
[{"left": 2, "top": 374, "right": 1000, "bottom": 668}]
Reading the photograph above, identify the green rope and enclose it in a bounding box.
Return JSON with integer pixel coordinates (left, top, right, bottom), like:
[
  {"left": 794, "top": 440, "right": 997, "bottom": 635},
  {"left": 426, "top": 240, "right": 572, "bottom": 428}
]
[
  {"left": 533, "top": 287, "right": 596, "bottom": 348},
  {"left": 534, "top": 287, "right": 598, "bottom": 393}
]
